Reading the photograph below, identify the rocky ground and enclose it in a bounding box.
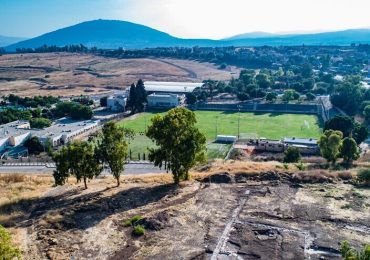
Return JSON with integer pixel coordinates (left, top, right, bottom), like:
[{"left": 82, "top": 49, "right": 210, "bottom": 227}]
[{"left": 1, "top": 165, "right": 369, "bottom": 259}]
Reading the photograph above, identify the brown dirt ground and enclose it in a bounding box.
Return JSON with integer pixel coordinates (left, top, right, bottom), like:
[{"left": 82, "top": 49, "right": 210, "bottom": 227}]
[
  {"left": 0, "top": 162, "right": 369, "bottom": 260},
  {"left": 0, "top": 53, "right": 240, "bottom": 97}
]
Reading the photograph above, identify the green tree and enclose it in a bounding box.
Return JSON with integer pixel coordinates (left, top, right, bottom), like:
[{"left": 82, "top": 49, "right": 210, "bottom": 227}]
[
  {"left": 357, "top": 169, "right": 370, "bottom": 186},
  {"left": 305, "top": 92, "right": 316, "bottom": 101},
  {"left": 30, "top": 117, "right": 52, "bottom": 129},
  {"left": 283, "top": 147, "right": 301, "bottom": 163},
  {"left": 146, "top": 107, "right": 206, "bottom": 184},
  {"left": 0, "top": 225, "right": 21, "bottom": 260},
  {"left": 265, "top": 92, "right": 278, "bottom": 102},
  {"left": 185, "top": 93, "right": 197, "bottom": 105},
  {"left": 324, "top": 116, "right": 369, "bottom": 144},
  {"left": 340, "top": 137, "right": 359, "bottom": 165},
  {"left": 256, "top": 73, "right": 272, "bottom": 89},
  {"left": 127, "top": 83, "right": 137, "bottom": 113},
  {"left": 282, "top": 89, "right": 299, "bottom": 102},
  {"left": 363, "top": 105, "right": 370, "bottom": 122},
  {"left": 330, "top": 75, "right": 363, "bottom": 115},
  {"left": 100, "top": 96, "right": 108, "bottom": 107},
  {"left": 318, "top": 130, "right": 343, "bottom": 164},
  {"left": 99, "top": 122, "right": 128, "bottom": 187},
  {"left": 53, "top": 140, "right": 102, "bottom": 189},
  {"left": 24, "top": 136, "right": 44, "bottom": 155},
  {"left": 135, "top": 79, "right": 147, "bottom": 112}
]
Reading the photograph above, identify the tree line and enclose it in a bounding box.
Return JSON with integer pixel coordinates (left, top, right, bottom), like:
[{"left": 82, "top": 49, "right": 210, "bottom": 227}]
[{"left": 52, "top": 107, "right": 206, "bottom": 188}]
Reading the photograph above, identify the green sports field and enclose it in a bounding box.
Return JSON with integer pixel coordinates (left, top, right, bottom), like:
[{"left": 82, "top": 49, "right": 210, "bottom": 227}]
[{"left": 119, "top": 110, "right": 322, "bottom": 160}]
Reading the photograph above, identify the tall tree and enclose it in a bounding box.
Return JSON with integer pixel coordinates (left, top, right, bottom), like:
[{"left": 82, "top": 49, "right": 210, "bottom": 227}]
[
  {"left": 99, "top": 122, "right": 128, "bottom": 186},
  {"left": 146, "top": 107, "right": 206, "bottom": 184},
  {"left": 340, "top": 137, "right": 359, "bottom": 165},
  {"left": 135, "top": 79, "right": 147, "bottom": 112},
  {"left": 53, "top": 140, "right": 102, "bottom": 189},
  {"left": 128, "top": 83, "right": 137, "bottom": 113},
  {"left": 318, "top": 130, "right": 343, "bottom": 164}
]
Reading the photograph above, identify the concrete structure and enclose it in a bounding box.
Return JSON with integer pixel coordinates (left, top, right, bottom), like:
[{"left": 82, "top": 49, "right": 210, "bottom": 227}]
[
  {"left": 0, "top": 121, "right": 32, "bottom": 153},
  {"left": 147, "top": 93, "right": 180, "bottom": 108},
  {"left": 254, "top": 137, "right": 319, "bottom": 155},
  {"left": 216, "top": 135, "right": 237, "bottom": 143},
  {"left": 255, "top": 140, "right": 285, "bottom": 153},
  {"left": 0, "top": 118, "right": 100, "bottom": 154},
  {"left": 145, "top": 81, "right": 203, "bottom": 94},
  {"left": 283, "top": 137, "right": 318, "bottom": 147},
  {"left": 107, "top": 94, "right": 127, "bottom": 112},
  {"left": 35, "top": 118, "right": 100, "bottom": 146}
]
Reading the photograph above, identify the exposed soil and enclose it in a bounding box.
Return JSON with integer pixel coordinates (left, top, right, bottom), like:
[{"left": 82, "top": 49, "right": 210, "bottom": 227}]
[
  {"left": 0, "top": 53, "right": 240, "bottom": 97},
  {"left": 1, "top": 169, "right": 369, "bottom": 260}
]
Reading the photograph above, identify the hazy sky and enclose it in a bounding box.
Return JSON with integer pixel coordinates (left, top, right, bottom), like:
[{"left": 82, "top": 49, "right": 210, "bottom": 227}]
[{"left": 1, "top": 0, "right": 370, "bottom": 39}]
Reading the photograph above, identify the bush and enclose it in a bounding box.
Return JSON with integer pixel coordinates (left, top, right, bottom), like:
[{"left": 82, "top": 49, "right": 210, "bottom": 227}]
[
  {"left": 123, "top": 215, "right": 143, "bottom": 227},
  {"left": 132, "top": 225, "right": 145, "bottom": 236},
  {"left": 0, "top": 225, "right": 21, "bottom": 259},
  {"left": 283, "top": 147, "right": 301, "bottom": 163},
  {"left": 340, "top": 240, "right": 370, "bottom": 260},
  {"left": 357, "top": 169, "right": 370, "bottom": 185},
  {"left": 24, "top": 136, "right": 44, "bottom": 155}
]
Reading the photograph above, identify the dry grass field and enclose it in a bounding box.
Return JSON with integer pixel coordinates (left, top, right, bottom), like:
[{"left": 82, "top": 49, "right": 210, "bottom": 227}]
[
  {"left": 0, "top": 161, "right": 369, "bottom": 259},
  {"left": 0, "top": 53, "right": 240, "bottom": 97}
]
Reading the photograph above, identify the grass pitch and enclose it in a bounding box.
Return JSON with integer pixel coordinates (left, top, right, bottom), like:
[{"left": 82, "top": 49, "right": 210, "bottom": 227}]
[{"left": 119, "top": 110, "right": 321, "bottom": 160}]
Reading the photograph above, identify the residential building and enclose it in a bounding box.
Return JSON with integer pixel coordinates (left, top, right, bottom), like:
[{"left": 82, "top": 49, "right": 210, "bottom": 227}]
[{"left": 107, "top": 94, "right": 127, "bottom": 112}]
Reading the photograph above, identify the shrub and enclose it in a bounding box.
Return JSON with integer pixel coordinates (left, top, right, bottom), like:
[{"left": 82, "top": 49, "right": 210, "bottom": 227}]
[
  {"left": 132, "top": 225, "right": 145, "bottom": 236},
  {"left": 357, "top": 169, "right": 370, "bottom": 185},
  {"left": 340, "top": 240, "right": 370, "bottom": 260},
  {"left": 0, "top": 225, "right": 21, "bottom": 259},
  {"left": 283, "top": 147, "right": 301, "bottom": 163},
  {"left": 123, "top": 215, "right": 143, "bottom": 227},
  {"left": 295, "top": 161, "right": 306, "bottom": 171}
]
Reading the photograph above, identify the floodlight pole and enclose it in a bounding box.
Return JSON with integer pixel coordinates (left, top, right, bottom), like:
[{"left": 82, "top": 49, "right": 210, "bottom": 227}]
[
  {"left": 215, "top": 116, "right": 218, "bottom": 139},
  {"left": 238, "top": 105, "right": 241, "bottom": 139},
  {"left": 143, "top": 103, "right": 147, "bottom": 131}
]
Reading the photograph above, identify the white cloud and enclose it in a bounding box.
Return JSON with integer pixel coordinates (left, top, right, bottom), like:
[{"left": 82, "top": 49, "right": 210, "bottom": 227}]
[{"left": 115, "top": 0, "right": 370, "bottom": 39}]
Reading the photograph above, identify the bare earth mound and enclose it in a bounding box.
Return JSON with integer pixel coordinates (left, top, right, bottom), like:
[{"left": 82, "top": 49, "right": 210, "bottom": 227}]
[
  {"left": 0, "top": 162, "right": 369, "bottom": 259},
  {"left": 0, "top": 53, "right": 240, "bottom": 97}
]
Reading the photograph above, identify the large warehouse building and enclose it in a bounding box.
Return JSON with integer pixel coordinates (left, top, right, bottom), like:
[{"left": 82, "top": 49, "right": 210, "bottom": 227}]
[
  {"left": 0, "top": 118, "right": 100, "bottom": 154},
  {"left": 144, "top": 81, "right": 203, "bottom": 95}
]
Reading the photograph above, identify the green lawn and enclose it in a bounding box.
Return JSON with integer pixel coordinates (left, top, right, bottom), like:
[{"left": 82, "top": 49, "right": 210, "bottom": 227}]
[{"left": 119, "top": 110, "right": 322, "bottom": 159}]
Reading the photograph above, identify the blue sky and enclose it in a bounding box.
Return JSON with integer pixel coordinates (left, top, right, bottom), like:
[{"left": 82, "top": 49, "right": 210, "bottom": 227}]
[{"left": 1, "top": 0, "right": 370, "bottom": 39}]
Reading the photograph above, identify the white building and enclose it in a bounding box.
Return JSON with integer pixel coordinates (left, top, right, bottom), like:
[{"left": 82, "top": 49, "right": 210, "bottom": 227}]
[
  {"left": 107, "top": 95, "right": 127, "bottom": 112},
  {"left": 0, "top": 121, "right": 32, "bottom": 153},
  {"left": 144, "top": 81, "right": 203, "bottom": 94},
  {"left": 147, "top": 93, "right": 180, "bottom": 108},
  {"left": 0, "top": 118, "right": 100, "bottom": 154}
]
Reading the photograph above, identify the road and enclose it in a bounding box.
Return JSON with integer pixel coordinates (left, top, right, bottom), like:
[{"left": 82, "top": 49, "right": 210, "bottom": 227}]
[{"left": 0, "top": 162, "right": 166, "bottom": 175}]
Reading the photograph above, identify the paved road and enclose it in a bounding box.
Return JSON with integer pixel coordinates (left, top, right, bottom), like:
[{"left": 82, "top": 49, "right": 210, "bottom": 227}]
[{"left": 0, "top": 163, "right": 166, "bottom": 175}]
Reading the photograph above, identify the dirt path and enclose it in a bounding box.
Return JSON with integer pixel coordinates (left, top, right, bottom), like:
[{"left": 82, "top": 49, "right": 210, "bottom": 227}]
[{"left": 155, "top": 59, "right": 198, "bottom": 78}]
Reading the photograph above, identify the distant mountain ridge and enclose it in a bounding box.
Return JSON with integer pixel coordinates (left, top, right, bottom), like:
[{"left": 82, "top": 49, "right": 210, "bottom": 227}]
[
  {"left": 5, "top": 20, "right": 370, "bottom": 51},
  {"left": 0, "top": 35, "right": 27, "bottom": 47}
]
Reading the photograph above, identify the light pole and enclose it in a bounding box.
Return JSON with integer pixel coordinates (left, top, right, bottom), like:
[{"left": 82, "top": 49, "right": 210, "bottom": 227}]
[
  {"left": 143, "top": 102, "right": 147, "bottom": 132},
  {"left": 215, "top": 116, "right": 218, "bottom": 139},
  {"left": 237, "top": 105, "right": 241, "bottom": 139}
]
